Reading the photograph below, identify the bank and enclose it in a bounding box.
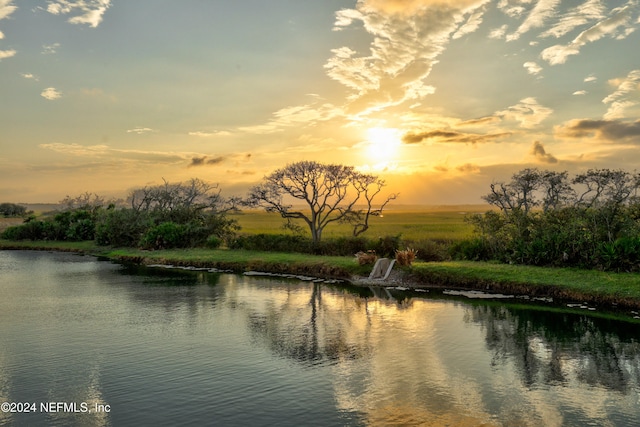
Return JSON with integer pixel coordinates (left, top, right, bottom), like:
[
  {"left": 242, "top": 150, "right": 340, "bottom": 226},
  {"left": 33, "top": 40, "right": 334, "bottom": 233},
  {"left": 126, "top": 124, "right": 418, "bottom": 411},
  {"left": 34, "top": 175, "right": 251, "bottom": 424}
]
[{"left": 2, "top": 239, "right": 640, "bottom": 311}]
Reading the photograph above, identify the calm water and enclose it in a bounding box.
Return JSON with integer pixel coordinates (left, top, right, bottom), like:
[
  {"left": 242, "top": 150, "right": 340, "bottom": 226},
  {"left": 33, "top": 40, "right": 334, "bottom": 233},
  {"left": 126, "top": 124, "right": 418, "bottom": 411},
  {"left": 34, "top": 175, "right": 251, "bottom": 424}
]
[{"left": 0, "top": 251, "right": 639, "bottom": 426}]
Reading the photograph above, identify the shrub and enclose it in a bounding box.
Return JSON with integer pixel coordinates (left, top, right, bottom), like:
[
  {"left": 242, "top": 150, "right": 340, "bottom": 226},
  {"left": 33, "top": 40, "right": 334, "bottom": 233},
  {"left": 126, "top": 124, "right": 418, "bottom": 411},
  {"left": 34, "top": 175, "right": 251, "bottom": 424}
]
[
  {"left": 205, "top": 235, "right": 222, "bottom": 249},
  {"left": 229, "top": 233, "right": 313, "bottom": 253},
  {"left": 95, "top": 208, "right": 149, "bottom": 247},
  {"left": 367, "top": 234, "right": 402, "bottom": 258},
  {"left": 355, "top": 250, "right": 377, "bottom": 265},
  {"left": 395, "top": 248, "right": 418, "bottom": 266},
  {"left": 450, "top": 238, "right": 492, "bottom": 261}
]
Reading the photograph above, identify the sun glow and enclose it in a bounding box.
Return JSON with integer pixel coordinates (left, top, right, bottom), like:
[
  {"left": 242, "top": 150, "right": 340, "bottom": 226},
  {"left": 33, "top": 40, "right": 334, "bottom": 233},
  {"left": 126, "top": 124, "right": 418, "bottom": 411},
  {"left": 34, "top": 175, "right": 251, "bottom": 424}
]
[{"left": 366, "top": 127, "right": 401, "bottom": 162}]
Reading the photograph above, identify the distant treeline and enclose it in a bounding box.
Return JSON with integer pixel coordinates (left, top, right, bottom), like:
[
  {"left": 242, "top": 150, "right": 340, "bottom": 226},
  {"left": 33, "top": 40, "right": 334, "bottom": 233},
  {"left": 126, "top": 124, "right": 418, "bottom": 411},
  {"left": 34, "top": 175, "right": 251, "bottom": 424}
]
[
  {"left": 5, "top": 168, "right": 640, "bottom": 272},
  {"left": 0, "top": 203, "right": 30, "bottom": 217},
  {"left": 0, "top": 180, "right": 238, "bottom": 250}
]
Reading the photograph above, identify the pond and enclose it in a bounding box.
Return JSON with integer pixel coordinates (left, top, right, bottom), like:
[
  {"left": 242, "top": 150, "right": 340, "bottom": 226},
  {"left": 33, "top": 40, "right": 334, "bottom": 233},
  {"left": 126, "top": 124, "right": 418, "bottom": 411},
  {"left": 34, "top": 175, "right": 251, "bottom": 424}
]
[{"left": 0, "top": 250, "right": 638, "bottom": 426}]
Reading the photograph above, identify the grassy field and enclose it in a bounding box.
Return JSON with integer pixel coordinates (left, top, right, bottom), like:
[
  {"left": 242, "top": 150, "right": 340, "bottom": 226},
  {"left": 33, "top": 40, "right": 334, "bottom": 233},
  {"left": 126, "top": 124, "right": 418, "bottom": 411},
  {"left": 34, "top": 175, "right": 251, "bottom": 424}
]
[
  {"left": 230, "top": 205, "right": 485, "bottom": 242},
  {"left": 0, "top": 217, "right": 23, "bottom": 232}
]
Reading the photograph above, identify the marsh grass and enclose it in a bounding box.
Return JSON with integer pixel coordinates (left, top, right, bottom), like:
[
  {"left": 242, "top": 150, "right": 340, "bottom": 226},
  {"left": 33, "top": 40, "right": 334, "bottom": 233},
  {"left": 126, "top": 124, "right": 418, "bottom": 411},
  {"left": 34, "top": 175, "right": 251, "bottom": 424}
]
[{"left": 230, "top": 207, "right": 479, "bottom": 242}]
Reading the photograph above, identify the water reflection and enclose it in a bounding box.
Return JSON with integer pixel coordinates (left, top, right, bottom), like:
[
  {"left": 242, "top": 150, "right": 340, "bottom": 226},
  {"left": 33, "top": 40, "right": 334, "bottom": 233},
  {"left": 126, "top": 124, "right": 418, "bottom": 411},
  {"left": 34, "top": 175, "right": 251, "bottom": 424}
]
[
  {"left": 231, "top": 280, "right": 640, "bottom": 426},
  {"left": 467, "top": 304, "right": 640, "bottom": 393},
  {"left": 1, "top": 251, "right": 639, "bottom": 426}
]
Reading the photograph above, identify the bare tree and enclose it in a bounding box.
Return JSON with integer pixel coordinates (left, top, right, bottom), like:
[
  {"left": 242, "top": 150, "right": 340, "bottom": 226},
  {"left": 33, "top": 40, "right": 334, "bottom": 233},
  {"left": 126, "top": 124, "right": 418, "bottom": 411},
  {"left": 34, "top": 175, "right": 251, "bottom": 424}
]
[
  {"left": 128, "top": 178, "right": 237, "bottom": 214},
  {"left": 482, "top": 168, "right": 542, "bottom": 216},
  {"left": 246, "top": 161, "right": 397, "bottom": 244}
]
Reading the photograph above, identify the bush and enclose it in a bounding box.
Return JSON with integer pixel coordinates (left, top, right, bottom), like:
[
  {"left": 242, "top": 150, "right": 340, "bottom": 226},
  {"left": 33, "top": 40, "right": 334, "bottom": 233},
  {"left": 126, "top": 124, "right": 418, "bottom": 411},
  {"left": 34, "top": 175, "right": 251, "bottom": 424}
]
[
  {"left": 95, "top": 208, "right": 149, "bottom": 247},
  {"left": 450, "top": 238, "right": 492, "bottom": 261},
  {"left": 367, "top": 234, "right": 402, "bottom": 258},
  {"left": 205, "top": 235, "right": 222, "bottom": 249},
  {"left": 403, "top": 239, "right": 449, "bottom": 262},
  {"left": 229, "top": 233, "right": 313, "bottom": 253}
]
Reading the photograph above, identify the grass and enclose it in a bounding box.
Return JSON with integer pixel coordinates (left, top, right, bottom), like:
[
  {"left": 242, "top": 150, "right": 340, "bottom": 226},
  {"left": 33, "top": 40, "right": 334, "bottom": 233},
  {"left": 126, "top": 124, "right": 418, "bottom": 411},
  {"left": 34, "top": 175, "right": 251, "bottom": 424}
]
[
  {"left": 230, "top": 207, "right": 479, "bottom": 242},
  {"left": 410, "top": 261, "right": 640, "bottom": 302}
]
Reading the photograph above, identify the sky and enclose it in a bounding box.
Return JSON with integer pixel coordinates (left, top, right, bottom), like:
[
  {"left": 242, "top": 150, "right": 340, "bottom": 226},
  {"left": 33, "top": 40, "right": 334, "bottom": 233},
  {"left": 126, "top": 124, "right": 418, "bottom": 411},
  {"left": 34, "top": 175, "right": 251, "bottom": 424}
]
[{"left": 1, "top": 0, "right": 640, "bottom": 205}]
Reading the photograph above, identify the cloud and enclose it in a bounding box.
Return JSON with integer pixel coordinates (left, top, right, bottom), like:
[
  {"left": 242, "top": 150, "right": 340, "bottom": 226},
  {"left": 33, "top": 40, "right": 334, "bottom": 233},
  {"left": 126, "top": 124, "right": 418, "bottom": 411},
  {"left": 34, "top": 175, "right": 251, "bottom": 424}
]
[
  {"left": 584, "top": 75, "right": 597, "bottom": 82},
  {"left": 488, "top": 24, "right": 508, "bottom": 39},
  {"left": 530, "top": 141, "right": 558, "bottom": 163},
  {"left": 239, "top": 100, "right": 341, "bottom": 134},
  {"left": 523, "top": 61, "right": 542, "bottom": 75},
  {"left": 456, "top": 163, "right": 481, "bottom": 173},
  {"left": 402, "top": 129, "right": 511, "bottom": 144},
  {"left": 540, "top": 3, "right": 636, "bottom": 65},
  {"left": 458, "top": 116, "right": 501, "bottom": 126},
  {"left": 452, "top": 9, "right": 486, "bottom": 39},
  {"left": 126, "top": 127, "right": 154, "bottom": 134},
  {"left": 21, "top": 73, "right": 38, "bottom": 80},
  {"left": 326, "top": 0, "right": 490, "bottom": 115},
  {"left": 540, "top": 0, "right": 605, "bottom": 38},
  {"left": 39, "top": 143, "right": 109, "bottom": 156},
  {"left": 0, "top": 0, "right": 17, "bottom": 21},
  {"left": 188, "top": 156, "right": 225, "bottom": 167},
  {"left": 506, "top": 0, "right": 561, "bottom": 41},
  {"left": 188, "top": 130, "right": 232, "bottom": 138},
  {"left": 555, "top": 118, "right": 640, "bottom": 141},
  {"left": 38, "top": 142, "right": 188, "bottom": 164},
  {"left": 494, "top": 97, "right": 552, "bottom": 128},
  {"left": 602, "top": 69, "right": 640, "bottom": 120},
  {"left": 42, "top": 43, "right": 60, "bottom": 54},
  {"left": 573, "top": 90, "right": 587, "bottom": 95},
  {"left": 41, "top": 87, "right": 62, "bottom": 100},
  {"left": 47, "top": 0, "right": 111, "bottom": 28},
  {"left": 0, "top": 48, "right": 15, "bottom": 60}
]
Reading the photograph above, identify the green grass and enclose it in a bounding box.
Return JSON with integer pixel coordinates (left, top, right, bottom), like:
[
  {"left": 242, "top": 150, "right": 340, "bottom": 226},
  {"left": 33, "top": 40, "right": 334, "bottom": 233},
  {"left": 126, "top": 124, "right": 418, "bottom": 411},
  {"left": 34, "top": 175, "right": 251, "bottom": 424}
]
[
  {"left": 411, "top": 261, "right": 640, "bottom": 303},
  {"left": 230, "top": 208, "right": 479, "bottom": 242}
]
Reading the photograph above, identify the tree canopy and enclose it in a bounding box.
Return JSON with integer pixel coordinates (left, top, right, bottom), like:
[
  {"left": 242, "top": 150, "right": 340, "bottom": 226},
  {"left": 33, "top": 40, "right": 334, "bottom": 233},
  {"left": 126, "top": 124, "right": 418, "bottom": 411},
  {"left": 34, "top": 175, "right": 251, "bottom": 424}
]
[{"left": 246, "top": 161, "right": 397, "bottom": 243}]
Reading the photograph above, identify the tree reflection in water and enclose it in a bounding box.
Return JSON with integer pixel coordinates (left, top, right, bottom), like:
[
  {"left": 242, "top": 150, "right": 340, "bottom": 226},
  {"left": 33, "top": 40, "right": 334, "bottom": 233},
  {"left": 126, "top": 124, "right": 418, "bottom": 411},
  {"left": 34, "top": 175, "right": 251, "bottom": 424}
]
[
  {"left": 466, "top": 304, "right": 640, "bottom": 393},
  {"left": 232, "top": 280, "right": 640, "bottom": 425}
]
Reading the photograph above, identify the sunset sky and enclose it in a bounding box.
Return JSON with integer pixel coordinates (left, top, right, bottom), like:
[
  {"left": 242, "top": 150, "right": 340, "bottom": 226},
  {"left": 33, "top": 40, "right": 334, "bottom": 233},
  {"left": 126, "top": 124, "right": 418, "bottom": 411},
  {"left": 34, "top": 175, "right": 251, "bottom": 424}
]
[{"left": 2, "top": 0, "right": 640, "bottom": 205}]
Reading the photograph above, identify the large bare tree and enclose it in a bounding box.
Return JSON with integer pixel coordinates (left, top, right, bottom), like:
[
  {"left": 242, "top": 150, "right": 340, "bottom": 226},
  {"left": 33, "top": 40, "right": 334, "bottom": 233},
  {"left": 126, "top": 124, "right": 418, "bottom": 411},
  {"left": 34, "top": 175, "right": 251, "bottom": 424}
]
[{"left": 246, "top": 161, "right": 397, "bottom": 243}]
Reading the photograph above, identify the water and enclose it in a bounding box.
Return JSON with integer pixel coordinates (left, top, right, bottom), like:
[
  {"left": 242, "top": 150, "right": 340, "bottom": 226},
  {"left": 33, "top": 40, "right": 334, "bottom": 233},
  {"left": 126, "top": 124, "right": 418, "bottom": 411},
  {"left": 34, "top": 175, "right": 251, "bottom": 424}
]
[{"left": 0, "top": 251, "right": 638, "bottom": 426}]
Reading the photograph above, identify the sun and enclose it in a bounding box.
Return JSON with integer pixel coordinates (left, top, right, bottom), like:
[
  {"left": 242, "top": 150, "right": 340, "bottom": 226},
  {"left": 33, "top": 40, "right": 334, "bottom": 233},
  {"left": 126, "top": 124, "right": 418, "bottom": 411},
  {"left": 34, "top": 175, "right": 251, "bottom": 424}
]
[{"left": 366, "top": 127, "right": 401, "bottom": 162}]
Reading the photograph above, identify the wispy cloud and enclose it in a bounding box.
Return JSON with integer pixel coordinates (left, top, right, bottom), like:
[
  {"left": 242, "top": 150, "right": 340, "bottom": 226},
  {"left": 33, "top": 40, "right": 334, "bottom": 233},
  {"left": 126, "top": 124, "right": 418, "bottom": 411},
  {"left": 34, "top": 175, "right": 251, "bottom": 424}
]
[
  {"left": 573, "top": 90, "right": 587, "bottom": 95},
  {"left": 41, "top": 87, "right": 62, "bottom": 100},
  {"left": 540, "top": 0, "right": 605, "bottom": 38},
  {"left": 21, "top": 73, "right": 38, "bottom": 81},
  {"left": 0, "top": 48, "right": 15, "bottom": 60},
  {"left": 541, "top": 2, "right": 636, "bottom": 65},
  {"left": 47, "top": 0, "right": 111, "bottom": 28},
  {"left": 402, "top": 129, "right": 511, "bottom": 144},
  {"left": 126, "top": 127, "right": 154, "bottom": 135},
  {"left": 523, "top": 61, "right": 542, "bottom": 75},
  {"left": 556, "top": 118, "right": 640, "bottom": 141},
  {"left": 530, "top": 140, "right": 558, "bottom": 163},
  {"left": 602, "top": 69, "right": 640, "bottom": 119},
  {"left": 0, "top": 0, "right": 17, "bottom": 21},
  {"left": 41, "top": 43, "right": 60, "bottom": 55},
  {"left": 584, "top": 75, "right": 597, "bottom": 83},
  {"left": 188, "top": 130, "right": 232, "bottom": 138},
  {"left": 326, "top": 0, "right": 490, "bottom": 116},
  {"left": 507, "top": 0, "right": 561, "bottom": 41},
  {"left": 494, "top": 97, "right": 552, "bottom": 128},
  {"left": 238, "top": 99, "right": 341, "bottom": 134},
  {"left": 188, "top": 156, "right": 225, "bottom": 167},
  {"left": 488, "top": 24, "right": 508, "bottom": 39},
  {"left": 0, "top": 1, "right": 17, "bottom": 61},
  {"left": 38, "top": 142, "right": 189, "bottom": 165}
]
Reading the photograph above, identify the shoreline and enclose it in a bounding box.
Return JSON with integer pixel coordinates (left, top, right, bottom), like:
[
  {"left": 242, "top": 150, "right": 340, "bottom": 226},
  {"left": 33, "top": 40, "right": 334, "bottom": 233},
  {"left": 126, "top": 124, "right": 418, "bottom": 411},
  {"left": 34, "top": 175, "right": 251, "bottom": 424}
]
[{"left": 2, "top": 240, "right": 640, "bottom": 312}]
